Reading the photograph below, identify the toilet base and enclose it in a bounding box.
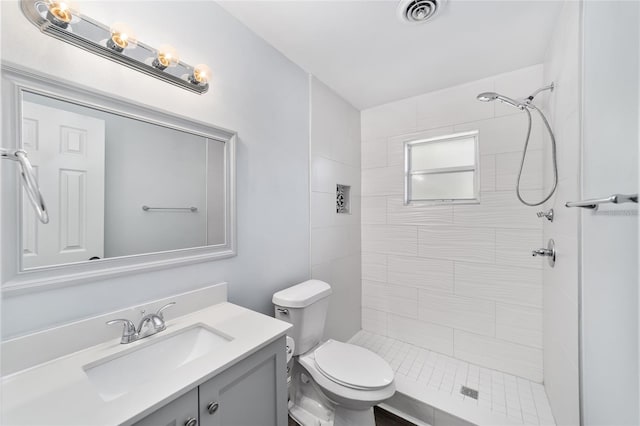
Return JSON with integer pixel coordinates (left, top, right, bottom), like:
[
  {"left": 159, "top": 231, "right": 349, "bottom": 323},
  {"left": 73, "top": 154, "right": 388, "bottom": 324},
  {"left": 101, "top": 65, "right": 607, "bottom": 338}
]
[
  {"left": 334, "top": 406, "right": 375, "bottom": 426},
  {"left": 288, "top": 361, "right": 377, "bottom": 426},
  {"left": 289, "top": 403, "right": 332, "bottom": 426},
  {"left": 289, "top": 402, "right": 375, "bottom": 426}
]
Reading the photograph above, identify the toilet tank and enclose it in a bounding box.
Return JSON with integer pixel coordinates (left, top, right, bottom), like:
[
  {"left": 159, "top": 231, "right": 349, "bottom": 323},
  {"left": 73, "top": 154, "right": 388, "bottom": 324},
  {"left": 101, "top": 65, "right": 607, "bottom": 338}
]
[{"left": 272, "top": 280, "right": 332, "bottom": 355}]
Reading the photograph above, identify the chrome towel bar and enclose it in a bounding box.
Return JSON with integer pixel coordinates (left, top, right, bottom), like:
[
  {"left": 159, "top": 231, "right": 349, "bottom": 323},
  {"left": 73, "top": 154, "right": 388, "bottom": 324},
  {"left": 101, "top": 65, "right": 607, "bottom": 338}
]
[
  {"left": 142, "top": 205, "right": 198, "bottom": 212},
  {"left": 1, "top": 148, "right": 49, "bottom": 223},
  {"left": 565, "top": 193, "right": 638, "bottom": 210}
]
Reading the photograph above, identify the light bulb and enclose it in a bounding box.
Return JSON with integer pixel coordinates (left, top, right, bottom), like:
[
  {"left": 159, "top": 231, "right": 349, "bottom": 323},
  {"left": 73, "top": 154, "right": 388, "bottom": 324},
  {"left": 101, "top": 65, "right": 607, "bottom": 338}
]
[
  {"left": 107, "top": 22, "right": 137, "bottom": 52},
  {"left": 153, "top": 45, "right": 179, "bottom": 70},
  {"left": 190, "top": 64, "right": 211, "bottom": 85},
  {"left": 45, "top": 0, "right": 76, "bottom": 28}
]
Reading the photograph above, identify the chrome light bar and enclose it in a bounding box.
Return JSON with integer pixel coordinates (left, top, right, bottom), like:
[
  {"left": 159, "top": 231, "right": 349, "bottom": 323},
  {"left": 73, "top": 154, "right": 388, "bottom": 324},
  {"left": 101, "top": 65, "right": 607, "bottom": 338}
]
[{"left": 21, "top": 0, "right": 211, "bottom": 94}]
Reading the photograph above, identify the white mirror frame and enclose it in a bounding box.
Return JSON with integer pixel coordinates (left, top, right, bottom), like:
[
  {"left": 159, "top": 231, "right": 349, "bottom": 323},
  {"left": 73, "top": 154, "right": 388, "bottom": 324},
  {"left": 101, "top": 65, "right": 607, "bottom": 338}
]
[{"left": 1, "top": 63, "right": 236, "bottom": 295}]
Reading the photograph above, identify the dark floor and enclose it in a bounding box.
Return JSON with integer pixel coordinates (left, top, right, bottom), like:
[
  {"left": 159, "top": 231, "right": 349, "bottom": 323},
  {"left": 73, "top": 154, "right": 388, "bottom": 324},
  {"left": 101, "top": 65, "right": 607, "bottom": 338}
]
[
  {"left": 288, "top": 406, "right": 416, "bottom": 426},
  {"left": 374, "top": 407, "right": 416, "bottom": 426}
]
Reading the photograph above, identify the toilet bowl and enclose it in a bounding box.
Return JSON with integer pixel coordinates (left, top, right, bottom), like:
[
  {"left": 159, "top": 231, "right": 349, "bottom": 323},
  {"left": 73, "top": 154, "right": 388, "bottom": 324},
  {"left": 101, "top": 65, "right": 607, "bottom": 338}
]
[
  {"left": 273, "top": 280, "right": 395, "bottom": 426},
  {"left": 299, "top": 339, "right": 395, "bottom": 407}
]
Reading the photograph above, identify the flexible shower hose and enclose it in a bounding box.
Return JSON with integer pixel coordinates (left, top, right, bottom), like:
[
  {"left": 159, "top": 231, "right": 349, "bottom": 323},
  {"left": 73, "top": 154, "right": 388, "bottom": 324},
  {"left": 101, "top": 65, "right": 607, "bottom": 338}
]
[{"left": 516, "top": 104, "right": 558, "bottom": 206}]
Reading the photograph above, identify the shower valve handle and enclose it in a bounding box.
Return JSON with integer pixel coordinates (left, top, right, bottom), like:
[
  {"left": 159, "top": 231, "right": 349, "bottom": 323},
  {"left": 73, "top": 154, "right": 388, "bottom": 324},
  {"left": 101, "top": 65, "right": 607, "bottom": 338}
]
[
  {"left": 531, "top": 239, "right": 556, "bottom": 267},
  {"left": 536, "top": 209, "right": 554, "bottom": 222}
]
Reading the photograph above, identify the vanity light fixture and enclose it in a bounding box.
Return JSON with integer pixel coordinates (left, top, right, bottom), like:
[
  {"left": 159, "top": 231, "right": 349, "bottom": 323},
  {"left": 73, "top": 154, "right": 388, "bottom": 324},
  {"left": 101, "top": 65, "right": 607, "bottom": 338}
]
[
  {"left": 153, "top": 45, "right": 179, "bottom": 70},
  {"left": 21, "top": 0, "right": 211, "bottom": 94},
  {"left": 107, "top": 22, "right": 137, "bottom": 53},
  {"left": 45, "top": 0, "right": 75, "bottom": 28},
  {"left": 190, "top": 64, "right": 212, "bottom": 85}
]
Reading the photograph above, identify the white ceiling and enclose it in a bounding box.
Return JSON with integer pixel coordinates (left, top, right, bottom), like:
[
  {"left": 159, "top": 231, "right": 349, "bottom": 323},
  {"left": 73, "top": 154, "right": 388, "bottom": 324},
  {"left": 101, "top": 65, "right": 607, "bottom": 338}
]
[{"left": 218, "top": 0, "right": 562, "bottom": 110}]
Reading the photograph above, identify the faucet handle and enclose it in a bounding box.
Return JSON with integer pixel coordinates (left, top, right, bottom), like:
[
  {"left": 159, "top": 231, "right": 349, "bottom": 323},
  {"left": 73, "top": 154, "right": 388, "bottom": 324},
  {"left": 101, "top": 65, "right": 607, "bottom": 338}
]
[
  {"left": 106, "top": 319, "right": 137, "bottom": 343},
  {"left": 106, "top": 318, "right": 136, "bottom": 333},
  {"left": 531, "top": 249, "right": 551, "bottom": 257},
  {"left": 155, "top": 302, "right": 176, "bottom": 320}
]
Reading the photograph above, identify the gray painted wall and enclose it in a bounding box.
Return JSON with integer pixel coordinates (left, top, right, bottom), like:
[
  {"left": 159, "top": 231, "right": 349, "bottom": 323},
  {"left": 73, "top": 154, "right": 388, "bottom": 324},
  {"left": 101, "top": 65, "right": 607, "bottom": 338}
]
[{"left": 1, "top": 0, "right": 310, "bottom": 338}]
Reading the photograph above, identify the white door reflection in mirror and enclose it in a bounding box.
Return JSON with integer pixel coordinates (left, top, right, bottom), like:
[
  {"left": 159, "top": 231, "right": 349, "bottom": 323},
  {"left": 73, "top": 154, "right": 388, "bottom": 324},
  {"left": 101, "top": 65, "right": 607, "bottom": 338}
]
[
  {"left": 21, "top": 101, "right": 105, "bottom": 269},
  {"left": 16, "top": 88, "right": 227, "bottom": 273}
]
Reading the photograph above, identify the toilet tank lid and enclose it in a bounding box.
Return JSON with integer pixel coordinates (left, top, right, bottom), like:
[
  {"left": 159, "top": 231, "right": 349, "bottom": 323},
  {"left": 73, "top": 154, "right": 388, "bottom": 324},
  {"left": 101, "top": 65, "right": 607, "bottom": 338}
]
[{"left": 272, "top": 280, "right": 332, "bottom": 308}]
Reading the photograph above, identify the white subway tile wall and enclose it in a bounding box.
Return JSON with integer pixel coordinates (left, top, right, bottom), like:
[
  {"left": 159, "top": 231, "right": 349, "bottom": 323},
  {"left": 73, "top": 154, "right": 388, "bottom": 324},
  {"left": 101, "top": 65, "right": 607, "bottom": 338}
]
[
  {"left": 351, "top": 331, "right": 556, "bottom": 426},
  {"left": 310, "top": 77, "right": 362, "bottom": 342},
  {"left": 361, "top": 65, "right": 545, "bottom": 382},
  {"left": 540, "top": 2, "right": 581, "bottom": 424}
]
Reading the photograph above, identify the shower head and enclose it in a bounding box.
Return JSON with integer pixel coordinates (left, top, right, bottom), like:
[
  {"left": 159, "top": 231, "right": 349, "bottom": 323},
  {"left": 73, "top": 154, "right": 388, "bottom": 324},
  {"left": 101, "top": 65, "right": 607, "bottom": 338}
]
[
  {"left": 476, "top": 92, "right": 525, "bottom": 110},
  {"left": 476, "top": 92, "right": 499, "bottom": 102}
]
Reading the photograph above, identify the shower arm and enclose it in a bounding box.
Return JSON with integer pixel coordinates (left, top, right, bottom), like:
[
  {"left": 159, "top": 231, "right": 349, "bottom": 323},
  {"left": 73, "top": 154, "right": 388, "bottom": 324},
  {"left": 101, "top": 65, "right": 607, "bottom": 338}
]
[{"left": 524, "top": 83, "right": 555, "bottom": 103}]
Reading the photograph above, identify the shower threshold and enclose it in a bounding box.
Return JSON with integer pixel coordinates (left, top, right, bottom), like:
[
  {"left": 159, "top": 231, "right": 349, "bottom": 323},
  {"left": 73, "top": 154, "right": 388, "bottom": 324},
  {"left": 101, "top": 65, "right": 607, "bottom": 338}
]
[{"left": 349, "top": 331, "right": 556, "bottom": 426}]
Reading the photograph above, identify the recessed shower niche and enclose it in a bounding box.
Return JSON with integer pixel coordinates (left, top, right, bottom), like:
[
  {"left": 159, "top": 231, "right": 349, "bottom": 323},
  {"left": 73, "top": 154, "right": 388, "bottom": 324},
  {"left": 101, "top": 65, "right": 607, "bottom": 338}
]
[{"left": 336, "top": 184, "right": 351, "bottom": 214}]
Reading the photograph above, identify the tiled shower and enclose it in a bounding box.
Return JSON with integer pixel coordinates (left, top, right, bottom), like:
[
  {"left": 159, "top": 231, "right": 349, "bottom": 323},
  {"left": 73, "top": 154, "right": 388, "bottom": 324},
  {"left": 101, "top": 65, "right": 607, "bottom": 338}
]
[
  {"left": 308, "top": 35, "right": 582, "bottom": 426},
  {"left": 360, "top": 64, "right": 546, "bottom": 382},
  {"left": 354, "top": 3, "right": 582, "bottom": 424}
]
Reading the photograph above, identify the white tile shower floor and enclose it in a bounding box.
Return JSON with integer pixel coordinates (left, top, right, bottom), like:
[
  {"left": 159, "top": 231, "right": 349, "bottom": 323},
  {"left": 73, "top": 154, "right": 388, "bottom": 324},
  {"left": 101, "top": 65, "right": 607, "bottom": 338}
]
[{"left": 349, "top": 331, "right": 556, "bottom": 426}]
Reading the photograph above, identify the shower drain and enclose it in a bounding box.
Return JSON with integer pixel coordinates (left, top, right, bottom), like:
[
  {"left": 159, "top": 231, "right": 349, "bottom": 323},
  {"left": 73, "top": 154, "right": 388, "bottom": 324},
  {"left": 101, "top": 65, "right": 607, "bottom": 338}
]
[{"left": 460, "top": 386, "right": 479, "bottom": 399}]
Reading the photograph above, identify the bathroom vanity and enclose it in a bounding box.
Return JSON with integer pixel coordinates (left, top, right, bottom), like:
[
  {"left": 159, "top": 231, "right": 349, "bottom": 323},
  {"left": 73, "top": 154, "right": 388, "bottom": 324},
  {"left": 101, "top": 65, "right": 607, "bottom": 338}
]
[
  {"left": 1, "top": 296, "right": 291, "bottom": 426},
  {"left": 134, "top": 337, "right": 284, "bottom": 426}
]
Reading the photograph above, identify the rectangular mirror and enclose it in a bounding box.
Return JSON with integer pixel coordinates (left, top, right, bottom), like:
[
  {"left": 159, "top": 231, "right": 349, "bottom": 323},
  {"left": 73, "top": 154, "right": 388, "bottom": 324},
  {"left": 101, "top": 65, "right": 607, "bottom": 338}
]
[{"left": 1, "top": 65, "right": 236, "bottom": 292}]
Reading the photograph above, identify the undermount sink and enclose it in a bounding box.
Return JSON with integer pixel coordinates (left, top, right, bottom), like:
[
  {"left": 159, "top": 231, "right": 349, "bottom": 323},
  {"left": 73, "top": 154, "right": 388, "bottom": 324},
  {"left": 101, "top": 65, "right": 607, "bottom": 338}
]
[{"left": 84, "top": 325, "right": 232, "bottom": 401}]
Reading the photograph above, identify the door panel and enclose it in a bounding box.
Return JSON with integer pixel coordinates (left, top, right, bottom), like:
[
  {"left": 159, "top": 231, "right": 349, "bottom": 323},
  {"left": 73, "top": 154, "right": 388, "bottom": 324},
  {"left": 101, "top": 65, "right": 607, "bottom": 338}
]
[
  {"left": 199, "top": 338, "right": 287, "bottom": 426},
  {"left": 21, "top": 101, "right": 105, "bottom": 268},
  {"left": 133, "top": 388, "right": 199, "bottom": 426}
]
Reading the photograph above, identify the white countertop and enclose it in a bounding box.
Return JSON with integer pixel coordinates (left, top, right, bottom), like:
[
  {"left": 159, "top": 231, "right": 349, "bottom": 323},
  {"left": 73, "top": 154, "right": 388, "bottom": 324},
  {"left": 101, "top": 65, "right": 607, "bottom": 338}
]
[{"left": 1, "top": 302, "right": 291, "bottom": 426}]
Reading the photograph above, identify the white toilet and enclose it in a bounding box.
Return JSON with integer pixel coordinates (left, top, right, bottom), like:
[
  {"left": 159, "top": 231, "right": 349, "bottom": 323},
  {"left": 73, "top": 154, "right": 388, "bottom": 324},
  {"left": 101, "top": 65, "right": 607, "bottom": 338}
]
[{"left": 273, "top": 280, "right": 395, "bottom": 426}]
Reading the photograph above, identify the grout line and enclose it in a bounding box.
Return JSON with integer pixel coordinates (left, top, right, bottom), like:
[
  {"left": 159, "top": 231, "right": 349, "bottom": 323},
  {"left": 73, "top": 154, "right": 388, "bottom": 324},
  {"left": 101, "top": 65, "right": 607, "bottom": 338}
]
[
  {"left": 494, "top": 302, "right": 497, "bottom": 338},
  {"left": 452, "top": 260, "right": 456, "bottom": 294},
  {"left": 489, "top": 367, "right": 494, "bottom": 411},
  {"left": 515, "top": 375, "right": 525, "bottom": 423},
  {"left": 494, "top": 227, "right": 498, "bottom": 264},
  {"left": 530, "top": 380, "right": 543, "bottom": 421}
]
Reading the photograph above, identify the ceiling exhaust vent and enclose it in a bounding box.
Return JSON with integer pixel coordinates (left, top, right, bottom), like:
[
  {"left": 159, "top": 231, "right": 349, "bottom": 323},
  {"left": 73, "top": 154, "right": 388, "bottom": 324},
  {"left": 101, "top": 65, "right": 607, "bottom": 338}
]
[{"left": 397, "top": 0, "right": 446, "bottom": 24}]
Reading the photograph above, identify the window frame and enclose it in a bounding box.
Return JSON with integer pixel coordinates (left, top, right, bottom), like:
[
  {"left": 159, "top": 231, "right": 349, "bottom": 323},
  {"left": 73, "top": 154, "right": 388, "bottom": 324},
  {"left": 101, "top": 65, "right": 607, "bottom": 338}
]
[{"left": 403, "top": 130, "right": 480, "bottom": 205}]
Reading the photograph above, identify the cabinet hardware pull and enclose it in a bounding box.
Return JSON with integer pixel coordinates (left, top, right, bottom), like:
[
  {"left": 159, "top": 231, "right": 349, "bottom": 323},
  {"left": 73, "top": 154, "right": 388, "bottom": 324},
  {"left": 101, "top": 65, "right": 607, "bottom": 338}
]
[
  {"left": 207, "top": 401, "right": 219, "bottom": 415},
  {"left": 185, "top": 417, "right": 198, "bottom": 426}
]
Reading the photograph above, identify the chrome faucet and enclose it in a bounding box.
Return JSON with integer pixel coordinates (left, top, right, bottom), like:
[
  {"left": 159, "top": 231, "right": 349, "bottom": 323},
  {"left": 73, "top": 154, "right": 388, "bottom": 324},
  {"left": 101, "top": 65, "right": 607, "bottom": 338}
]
[
  {"left": 531, "top": 239, "right": 556, "bottom": 267},
  {"left": 107, "top": 302, "right": 175, "bottom": 344},
  {"left": 105, "top": 318, "right": 138, "bottom": 344}
]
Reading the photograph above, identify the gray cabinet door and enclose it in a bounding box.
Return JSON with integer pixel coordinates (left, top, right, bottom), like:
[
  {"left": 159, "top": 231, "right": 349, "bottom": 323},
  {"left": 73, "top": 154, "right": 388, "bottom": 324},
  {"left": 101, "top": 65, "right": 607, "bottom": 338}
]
[
  {"left": 133, "top": 388, "right": 199, "bottom": 426},
  {"left": 199, "top": 338, "right": 288, "bottom": 426}
]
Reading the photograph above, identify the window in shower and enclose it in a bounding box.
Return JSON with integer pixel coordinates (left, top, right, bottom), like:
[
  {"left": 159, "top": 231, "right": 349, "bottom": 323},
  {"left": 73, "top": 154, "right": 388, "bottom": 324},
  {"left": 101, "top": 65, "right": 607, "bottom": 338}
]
[{"left": 404, "top": 130, "right": 479, "bottom": 205}]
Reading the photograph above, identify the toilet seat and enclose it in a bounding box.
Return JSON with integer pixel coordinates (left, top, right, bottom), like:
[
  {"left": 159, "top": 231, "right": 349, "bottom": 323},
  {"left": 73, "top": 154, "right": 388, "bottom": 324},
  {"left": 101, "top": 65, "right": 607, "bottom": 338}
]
[
  {"left": 313, "top": 340, "right": 394, "bottom": 390},
  {"left": 297, "top": 342, "right": 396, "bottom": 410}
]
